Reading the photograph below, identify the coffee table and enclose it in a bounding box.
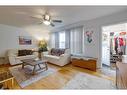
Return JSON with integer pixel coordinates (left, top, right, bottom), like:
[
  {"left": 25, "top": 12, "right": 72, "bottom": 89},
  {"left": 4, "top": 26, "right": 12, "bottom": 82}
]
[{"left": 21, "top": 59, "right": 48, "bottom": 75}]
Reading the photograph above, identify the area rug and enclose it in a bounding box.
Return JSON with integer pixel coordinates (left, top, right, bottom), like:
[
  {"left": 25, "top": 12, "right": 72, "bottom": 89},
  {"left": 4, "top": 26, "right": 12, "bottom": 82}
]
[
  {"left": 63, "top": 73, "right": 116, "bottom": 89},
  {"left": 9, "top": 65, "right": 57, "bottom": 88}
]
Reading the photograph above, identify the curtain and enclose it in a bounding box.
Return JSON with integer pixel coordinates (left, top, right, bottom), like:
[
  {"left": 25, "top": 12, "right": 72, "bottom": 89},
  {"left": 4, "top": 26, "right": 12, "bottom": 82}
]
[
  {"left": 50, "top": 26, "right": 84, "bottom": 55},
  {"left": 50, "top": 32, "right": 59, "bottom": 48},
  {"left": 59, "top": 31, "right": 65, "bottom": 48},
  {"left": 65, "top": 30, "right": 70, "bottom": 48},
  {"left": 50, "top": 33, "right": 55, "bottom": 48},
  {"left": 55, "top": 32, "right": 59, "bottom": 48},
  {"left": 70, "top": 27, "right": 83, "bottom": 54}
]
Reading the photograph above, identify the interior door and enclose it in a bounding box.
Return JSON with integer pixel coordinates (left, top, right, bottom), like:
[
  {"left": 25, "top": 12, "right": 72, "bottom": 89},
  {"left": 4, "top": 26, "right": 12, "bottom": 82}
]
[{"left": 102, "top": 31, "right": 110, "bottom": 66}]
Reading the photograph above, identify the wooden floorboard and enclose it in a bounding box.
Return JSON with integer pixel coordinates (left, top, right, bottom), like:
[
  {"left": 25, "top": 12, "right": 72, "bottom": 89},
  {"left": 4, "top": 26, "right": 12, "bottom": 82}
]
[{"left": 0, "top": 63, "right": 115, "bottom": 89}]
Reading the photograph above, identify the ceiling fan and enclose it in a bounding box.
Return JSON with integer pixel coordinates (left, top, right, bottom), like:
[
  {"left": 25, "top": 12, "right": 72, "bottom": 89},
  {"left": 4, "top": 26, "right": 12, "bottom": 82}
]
[{"left": 31, "top": 13, "right": 62, "bottom": 27}]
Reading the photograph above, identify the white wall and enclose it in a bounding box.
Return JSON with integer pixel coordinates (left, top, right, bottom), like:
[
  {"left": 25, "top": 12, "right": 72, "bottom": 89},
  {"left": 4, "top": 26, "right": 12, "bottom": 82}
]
[
  {"left": 0, "top": 24, "right": 49, "bottom": 58},
  {"left": 52, "top": 10, "right": 127, "bottom": 68},
  {"left": 0, "top": 24, "right": 36, "bottom": 58},
  {"left": 83, "top": 10, "right": 127, "bottom": 68}
]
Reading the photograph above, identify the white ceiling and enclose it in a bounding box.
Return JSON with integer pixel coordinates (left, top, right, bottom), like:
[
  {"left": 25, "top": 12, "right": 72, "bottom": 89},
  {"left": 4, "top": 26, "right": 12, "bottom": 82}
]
[{"left": 0, "top": 6, "right": 127, "bottom": 30}]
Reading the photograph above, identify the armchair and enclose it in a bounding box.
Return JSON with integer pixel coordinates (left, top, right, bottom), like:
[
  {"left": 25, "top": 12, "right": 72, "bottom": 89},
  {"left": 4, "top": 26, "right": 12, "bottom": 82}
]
[{"left": 43, "top": 48, "right": 71, "bottom": 66}]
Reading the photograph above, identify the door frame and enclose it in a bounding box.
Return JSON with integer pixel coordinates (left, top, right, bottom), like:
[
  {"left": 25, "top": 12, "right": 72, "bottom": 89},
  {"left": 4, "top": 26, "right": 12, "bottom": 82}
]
[
  {"left": 100, "top": 22, "right": 127, "bottom": 68},
  {"left": 101, "top": 27, "right": 110, "bottom": 66}
]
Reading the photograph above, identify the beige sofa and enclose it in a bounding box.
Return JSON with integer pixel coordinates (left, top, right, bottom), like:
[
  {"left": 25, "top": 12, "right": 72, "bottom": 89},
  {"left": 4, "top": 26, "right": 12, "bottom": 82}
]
[
  {"left": 43, "top": 48, "right": 71, "bottom": 66},
  {"left": 8, "top": 49, "right": 38, "bottom": 65}
]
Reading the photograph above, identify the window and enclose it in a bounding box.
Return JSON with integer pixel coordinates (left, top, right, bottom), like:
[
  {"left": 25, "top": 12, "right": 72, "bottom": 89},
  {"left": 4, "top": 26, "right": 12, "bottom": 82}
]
[
  {"left": 59, "top": 32, "right": 65, "bottom": 48},
  {"left": 70, "top": 27, "right": 83, "bottom": 54},
  {"left": 50, "top": 33, "right": 55, "bottom": 48},
  {"left": 50, "top": 26, "right": 84, "bottom": 54}
]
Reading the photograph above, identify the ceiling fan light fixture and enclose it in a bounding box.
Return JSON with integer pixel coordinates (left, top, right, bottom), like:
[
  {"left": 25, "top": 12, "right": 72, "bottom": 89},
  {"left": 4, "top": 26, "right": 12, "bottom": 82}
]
[
  {"left": 31, "top": 12, "right": 62, "bottom": 27},
  {"left": 43, "top": 20, "right": 51, "bottom": 25}
]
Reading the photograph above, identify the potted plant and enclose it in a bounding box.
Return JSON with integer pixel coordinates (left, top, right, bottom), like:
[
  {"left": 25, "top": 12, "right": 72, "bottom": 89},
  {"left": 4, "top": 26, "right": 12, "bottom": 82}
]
[{"left": 38, "top": 40, "right": 48, "bottom": 59}]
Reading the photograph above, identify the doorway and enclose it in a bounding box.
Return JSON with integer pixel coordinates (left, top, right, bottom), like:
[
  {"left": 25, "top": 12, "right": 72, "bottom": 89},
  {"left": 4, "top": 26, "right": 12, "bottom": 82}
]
[{"left": 102, "top": 23, "right": 127, "bottom": 69}]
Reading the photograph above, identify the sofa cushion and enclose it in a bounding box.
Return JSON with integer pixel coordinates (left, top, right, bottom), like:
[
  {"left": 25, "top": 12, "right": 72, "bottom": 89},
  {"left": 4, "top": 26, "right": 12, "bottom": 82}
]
[
  {"left": 25, "top": 50, "right": 33, "bottom": 55},
  {"left": 51, "top": 48, "right": 65, "bottom": 56},
  {"left": 16, "top": 55, "right": 36, "bottom": 60},
  {"left": 18, "top": 50, "right": 26, "bottom": 56},
  {"left": 59, "top": 49, "right": 65, "bottom": 55},
  {"left": 50, "top": 48, "right": 57, "bottom": 56},
  {"left": 18, "top": 49, "right": 33, "bottom": 56},
  {"left": 43, "top": 55, "right": 60, "bottom": 60}
]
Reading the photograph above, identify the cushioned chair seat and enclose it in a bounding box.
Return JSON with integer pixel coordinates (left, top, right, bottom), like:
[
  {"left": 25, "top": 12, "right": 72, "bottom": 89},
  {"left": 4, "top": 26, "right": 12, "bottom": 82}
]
[
  {"left": 16, "top": 55, "right": 36, "bottom": 60},
  {"left": 44, "top": 55, "right": 60, "bottom": 60},
  {"left": 43, "top": 48, "right": 71, "bottom": 66}
]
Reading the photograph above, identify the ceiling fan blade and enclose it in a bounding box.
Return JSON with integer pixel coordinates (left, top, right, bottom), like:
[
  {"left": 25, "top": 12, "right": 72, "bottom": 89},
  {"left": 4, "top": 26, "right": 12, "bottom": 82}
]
[
  {"left": 38, "top": 22, "right": 43, "bottom": 24},
  {"left": 30, "top": 16, "right": 42, "bottom": 19},
  {"left": 52, "top": 20, "right": 62, "bottom": 23},
  {"left": 50, "top": 23, "right": 55, "bottom": 27}
]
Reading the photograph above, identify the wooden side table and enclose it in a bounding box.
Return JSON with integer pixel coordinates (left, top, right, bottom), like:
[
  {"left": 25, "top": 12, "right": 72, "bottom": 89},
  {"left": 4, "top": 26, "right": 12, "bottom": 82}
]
[
  {"left": 0, "top": 83, "right": 3, "bottom": 89},
  {"left": 0, "top": 71, "right": 14, "bottom": 89},
  {"left": 116, "top": 62, "right": 127, "bottom": 89}
]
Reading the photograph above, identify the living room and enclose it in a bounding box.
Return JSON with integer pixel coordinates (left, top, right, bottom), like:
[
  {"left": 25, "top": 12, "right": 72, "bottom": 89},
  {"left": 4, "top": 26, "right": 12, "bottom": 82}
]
[{"left": 0, "top": 5, "right": 127, "bottom": 91}]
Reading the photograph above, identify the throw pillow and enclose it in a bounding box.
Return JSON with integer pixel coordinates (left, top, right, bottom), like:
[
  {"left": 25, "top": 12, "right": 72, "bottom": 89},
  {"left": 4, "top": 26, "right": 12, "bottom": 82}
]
[
  {"left": 18, "top": 50, "right": 26, "bottom": 56},
  {"left": 25, "top": 50, "right": 33, "bottom": 55}
]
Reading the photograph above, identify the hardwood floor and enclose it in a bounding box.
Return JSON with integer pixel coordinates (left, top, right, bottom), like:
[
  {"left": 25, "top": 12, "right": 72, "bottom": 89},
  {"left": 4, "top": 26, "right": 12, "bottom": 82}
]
[{"left": 0, "top": 63, "right": 115, "bottom": 89}]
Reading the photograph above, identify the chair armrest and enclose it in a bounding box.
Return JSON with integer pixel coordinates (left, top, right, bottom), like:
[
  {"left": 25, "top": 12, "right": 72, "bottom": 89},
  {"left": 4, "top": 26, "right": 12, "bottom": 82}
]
[
  {"left": 60, "top": 54, "right": 65, "bottom": 57},
  {"left": 8, "top": 54, "right": 17, "bottom": 57},
  {"left": 60, "top": 54, "right": 70, "bottom": 57},
  {"left": 59, "top": 54, "right": 71, "bottom": 65}
]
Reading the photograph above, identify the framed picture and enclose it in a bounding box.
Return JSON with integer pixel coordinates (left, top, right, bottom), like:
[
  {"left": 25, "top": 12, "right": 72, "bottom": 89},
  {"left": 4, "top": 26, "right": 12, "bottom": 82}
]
[
  {"left": 85, "top": 30, "right": 93, "bottom": 43},
  {"left": 19, "top": 36, "right": 32, "bottom": 45}
]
